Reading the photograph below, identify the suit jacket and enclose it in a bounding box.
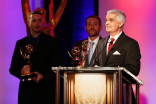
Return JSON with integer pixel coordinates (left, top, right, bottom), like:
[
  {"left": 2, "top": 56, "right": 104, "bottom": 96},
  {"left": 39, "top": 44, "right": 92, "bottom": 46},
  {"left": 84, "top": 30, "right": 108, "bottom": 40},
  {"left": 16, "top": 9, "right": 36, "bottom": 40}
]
[
  {"left": 95, "top": 32, "right": 141, "bottom": 76},
  {"left": 9, "top": 32, "right": 63, "bottom": 104},
  {"left": 71, "top": 36, "right": 102, "bottom": 67}
]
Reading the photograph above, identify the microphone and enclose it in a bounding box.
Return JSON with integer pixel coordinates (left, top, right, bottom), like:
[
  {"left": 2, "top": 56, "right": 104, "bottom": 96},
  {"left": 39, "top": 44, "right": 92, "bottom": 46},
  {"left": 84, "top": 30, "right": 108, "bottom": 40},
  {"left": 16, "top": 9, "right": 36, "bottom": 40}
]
[{"left": 90, "top": 40, "right": 111, "bottom": 67}]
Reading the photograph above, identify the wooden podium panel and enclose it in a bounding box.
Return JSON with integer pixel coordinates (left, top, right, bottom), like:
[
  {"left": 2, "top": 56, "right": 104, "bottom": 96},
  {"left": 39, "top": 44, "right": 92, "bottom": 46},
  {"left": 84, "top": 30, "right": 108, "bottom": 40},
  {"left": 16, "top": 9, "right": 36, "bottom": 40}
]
[{"left": 52, "top": 67, "right": 143, "bottom": 104}]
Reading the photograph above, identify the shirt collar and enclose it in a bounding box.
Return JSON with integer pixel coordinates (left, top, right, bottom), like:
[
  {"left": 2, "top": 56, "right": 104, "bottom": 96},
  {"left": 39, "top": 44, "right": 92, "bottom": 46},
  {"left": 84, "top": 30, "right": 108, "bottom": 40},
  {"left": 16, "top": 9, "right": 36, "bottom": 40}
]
[
  {"left": 88, "top": 36, "right": 100, "bottom": 45},
  {"left": 30, "top": 33, "right": 41, "bottom": 40},
  {"left": 109, "top": 31, "right": 122, "bottom": 43}
]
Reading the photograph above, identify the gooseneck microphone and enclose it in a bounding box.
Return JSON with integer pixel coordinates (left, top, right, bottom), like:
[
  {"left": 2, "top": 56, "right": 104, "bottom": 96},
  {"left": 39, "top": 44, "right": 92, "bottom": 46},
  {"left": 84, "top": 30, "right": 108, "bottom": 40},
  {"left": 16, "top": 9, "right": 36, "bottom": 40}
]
[{"left": 90, "top": 40, "right": 111, "bottom": 67}]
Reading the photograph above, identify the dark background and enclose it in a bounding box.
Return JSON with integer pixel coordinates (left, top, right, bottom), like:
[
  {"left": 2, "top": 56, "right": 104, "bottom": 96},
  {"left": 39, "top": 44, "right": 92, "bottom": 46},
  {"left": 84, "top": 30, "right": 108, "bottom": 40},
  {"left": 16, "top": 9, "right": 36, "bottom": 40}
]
[{"left": 44, "top": 0, "right": 98, "bottom": 66}]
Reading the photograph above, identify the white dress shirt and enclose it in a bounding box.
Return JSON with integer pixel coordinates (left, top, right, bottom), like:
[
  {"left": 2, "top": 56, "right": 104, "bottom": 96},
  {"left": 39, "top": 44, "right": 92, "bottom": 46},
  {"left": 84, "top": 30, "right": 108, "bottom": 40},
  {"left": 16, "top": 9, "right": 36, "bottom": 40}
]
[
  {"left": 107, "top": 31, "right": 122, "bottom": 54},
  {"left": 88, "top": 36, "right": 100, "bottom": 53}
]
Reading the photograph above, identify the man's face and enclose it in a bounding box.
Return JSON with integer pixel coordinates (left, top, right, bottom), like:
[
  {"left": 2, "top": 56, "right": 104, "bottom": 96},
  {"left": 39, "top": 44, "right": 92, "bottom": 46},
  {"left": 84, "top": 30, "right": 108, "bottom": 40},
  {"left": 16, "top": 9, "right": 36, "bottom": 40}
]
[
  {"left": 85, "top": 17, "right": 102, "bottom": 37},
  {"left": 28, "top": 14, "right": 43, "bottom": 33},
  {"left": 105, "top": 13, "right": 123, "bottom": 35}
]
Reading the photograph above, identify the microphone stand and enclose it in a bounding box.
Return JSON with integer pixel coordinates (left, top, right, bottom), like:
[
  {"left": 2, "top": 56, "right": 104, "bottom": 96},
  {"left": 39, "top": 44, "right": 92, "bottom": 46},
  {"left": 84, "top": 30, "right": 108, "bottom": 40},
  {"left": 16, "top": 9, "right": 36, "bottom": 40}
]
[{"left": 90, "top": 41, "right": 110, "bottom": 67}]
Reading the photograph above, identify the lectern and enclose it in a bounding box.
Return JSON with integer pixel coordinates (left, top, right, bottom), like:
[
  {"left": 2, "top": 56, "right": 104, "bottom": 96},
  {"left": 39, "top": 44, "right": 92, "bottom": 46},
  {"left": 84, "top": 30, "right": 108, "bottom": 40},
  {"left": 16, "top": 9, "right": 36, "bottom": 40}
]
[{"left": 52, "top": 67, "right": 143, "bottom": 104}]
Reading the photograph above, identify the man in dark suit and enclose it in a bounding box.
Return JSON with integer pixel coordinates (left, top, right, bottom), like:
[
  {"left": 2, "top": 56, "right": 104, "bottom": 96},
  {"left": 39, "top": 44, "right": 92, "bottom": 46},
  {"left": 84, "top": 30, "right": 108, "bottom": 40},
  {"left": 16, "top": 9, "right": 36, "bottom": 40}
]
[
  {"left": 71, "top": 15, "right": 103, "bottom": 67},
  {"left": 9, "top": 11, "right": 63, "bottom": 104},
  {"left": 94, "top": 9, "right": 141, "bottom": 103}
]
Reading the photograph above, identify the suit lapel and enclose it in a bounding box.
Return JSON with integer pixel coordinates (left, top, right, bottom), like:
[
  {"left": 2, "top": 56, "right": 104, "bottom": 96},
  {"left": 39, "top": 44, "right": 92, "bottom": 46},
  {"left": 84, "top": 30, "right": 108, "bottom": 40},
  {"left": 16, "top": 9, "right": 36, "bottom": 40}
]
[
  {"left": 102, "top": 36, "right": 109, "bottom": 65},
  {"left": 107, "top": 32, "right": 125, "bottom": 57},
  {"left": 22, "top": 36, "right": 30, "bottom": 47},
  {"left": 31, "top": 33, "right": 45, "bottom": 65},
  {"left": 89, "top": 36, "right": 103, "bottom": 66}
]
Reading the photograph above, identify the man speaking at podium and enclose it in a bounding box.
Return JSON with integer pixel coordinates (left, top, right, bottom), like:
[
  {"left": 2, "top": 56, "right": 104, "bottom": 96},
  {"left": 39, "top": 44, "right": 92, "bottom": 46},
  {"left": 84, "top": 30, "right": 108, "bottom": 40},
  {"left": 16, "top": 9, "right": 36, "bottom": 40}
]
[{"left": 93, "top": 9, "right": 141, "bottom": 103}]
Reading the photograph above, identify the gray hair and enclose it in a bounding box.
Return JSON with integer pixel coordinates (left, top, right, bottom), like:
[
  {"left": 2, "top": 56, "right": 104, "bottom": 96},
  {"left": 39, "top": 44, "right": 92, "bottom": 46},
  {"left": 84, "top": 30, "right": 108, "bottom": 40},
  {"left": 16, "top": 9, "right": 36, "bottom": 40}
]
[{"left": 107, "top": 9, "right": 126, "bottom": 24}]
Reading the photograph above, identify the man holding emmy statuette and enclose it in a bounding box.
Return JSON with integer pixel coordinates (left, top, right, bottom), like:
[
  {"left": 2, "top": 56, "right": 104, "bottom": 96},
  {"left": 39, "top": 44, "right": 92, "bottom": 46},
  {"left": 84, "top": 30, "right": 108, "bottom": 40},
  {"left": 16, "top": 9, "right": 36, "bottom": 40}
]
[
  {"left": 9, "top": 11, "right": 63, "bottom": 104},
  {"left": 70, "top": 15, "right": 103, "bottom": 67}
]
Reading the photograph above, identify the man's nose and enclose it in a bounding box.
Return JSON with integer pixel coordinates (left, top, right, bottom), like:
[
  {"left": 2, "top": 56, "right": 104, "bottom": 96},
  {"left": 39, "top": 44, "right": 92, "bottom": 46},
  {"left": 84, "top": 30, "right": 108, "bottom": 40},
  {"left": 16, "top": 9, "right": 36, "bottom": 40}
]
[
  {"left": 105, "top": 21, "right": 109, "bottom": 25},
  {"left": 36, "top": 21, "right": 39, "bottom": 25},
  {"left": 91, "top": 24, "right": 94, "bottom": 28}
]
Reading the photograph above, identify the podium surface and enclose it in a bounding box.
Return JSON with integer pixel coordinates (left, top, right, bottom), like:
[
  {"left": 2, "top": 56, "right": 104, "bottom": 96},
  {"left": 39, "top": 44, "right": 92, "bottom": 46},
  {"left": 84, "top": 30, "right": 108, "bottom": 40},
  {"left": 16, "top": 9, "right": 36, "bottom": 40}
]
[{"left": 52, "top": 67, "right": 143, "bottom": 104}]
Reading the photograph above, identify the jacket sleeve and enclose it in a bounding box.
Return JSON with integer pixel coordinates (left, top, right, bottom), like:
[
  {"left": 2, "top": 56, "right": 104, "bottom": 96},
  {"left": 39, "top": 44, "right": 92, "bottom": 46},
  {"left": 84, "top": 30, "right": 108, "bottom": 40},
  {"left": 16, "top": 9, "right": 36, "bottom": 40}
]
[
  {"left": 125, "top": 40, "right": 141, "bottom": 76},
  {"left": 9, "top": 41, "right": 23, "bottom": 79}
]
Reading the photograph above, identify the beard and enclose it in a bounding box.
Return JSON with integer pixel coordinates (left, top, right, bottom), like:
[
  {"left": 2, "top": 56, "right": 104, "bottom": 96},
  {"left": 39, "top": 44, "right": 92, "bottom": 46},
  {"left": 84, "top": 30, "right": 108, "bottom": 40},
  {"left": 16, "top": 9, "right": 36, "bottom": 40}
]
[{"left": 87, "top": 29, "right": 99, "bottom": 37}]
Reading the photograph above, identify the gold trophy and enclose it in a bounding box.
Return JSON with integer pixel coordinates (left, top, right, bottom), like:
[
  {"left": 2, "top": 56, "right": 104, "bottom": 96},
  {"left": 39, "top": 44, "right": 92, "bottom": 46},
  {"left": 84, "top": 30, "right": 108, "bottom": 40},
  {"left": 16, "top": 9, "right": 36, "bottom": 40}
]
[
  {"left": 21, "top": 0, "right": 67, "bottom": 37},
  {"left": 19, "top": 44, "right": 37, "bottom": 81},
  {"left": 68, "top": 47, "right": 82, "bottom": 66},
  {"left": 81, "top": 40, "right": 91, "bottom": 67},
  {"left": 69, "top": 40, "right": 91, "bottom": 67}
]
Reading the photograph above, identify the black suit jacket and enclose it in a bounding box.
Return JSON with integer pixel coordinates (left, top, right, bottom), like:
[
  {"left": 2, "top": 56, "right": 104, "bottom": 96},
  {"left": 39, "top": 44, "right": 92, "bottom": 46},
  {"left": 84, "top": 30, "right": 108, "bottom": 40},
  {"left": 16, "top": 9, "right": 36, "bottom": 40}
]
[
  {"left": 9, "top": 33, "right": 63, "bottom": 104},
  {"left": 71, "top": 36, "right": 102, "bottom": 67},
  {"left": 95, "top": 32, "right": 141, "bottom": 76}
]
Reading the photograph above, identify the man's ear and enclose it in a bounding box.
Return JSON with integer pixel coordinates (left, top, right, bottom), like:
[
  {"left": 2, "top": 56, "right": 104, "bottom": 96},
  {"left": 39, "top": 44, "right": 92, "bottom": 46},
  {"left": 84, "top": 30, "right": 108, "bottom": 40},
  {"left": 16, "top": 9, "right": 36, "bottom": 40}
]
[
  {"left": 85, "top": 26, "right": 86, "bottom": 31},
  {"left": 119, "top": 21, "right": 124, "bottom": 28},
  {"left": 27, "top": 20, "right": 30, "bottom": 27},
  {"left": 100, "top": 26, "right": 103, "bottom": 31}
]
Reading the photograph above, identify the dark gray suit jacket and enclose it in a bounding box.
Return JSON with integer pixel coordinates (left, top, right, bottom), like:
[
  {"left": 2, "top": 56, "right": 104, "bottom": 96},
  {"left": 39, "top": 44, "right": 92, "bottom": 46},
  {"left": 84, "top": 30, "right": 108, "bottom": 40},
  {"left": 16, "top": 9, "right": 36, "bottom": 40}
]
[
  {"left": 71, "top": 36, "right": 102, "bottom": 67},
  {"left": 94, "top": 32, "right": 141, "bottom": 76}
]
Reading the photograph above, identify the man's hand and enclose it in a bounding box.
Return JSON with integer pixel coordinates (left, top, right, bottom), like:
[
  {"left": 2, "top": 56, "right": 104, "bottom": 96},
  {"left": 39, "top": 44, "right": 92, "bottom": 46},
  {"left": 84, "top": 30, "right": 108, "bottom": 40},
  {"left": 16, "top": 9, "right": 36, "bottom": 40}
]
[
  {"left": 21, "top": 65, "right": 31, "bottom": 75},
  {"left": 33, "top": 72, "right": 43, "bottom": 83}
]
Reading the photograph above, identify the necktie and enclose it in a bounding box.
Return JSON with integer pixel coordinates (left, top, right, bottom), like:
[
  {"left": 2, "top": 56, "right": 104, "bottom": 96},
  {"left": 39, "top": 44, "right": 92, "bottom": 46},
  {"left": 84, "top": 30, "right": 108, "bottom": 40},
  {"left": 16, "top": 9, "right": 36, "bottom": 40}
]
[
  {"left": 31, "top": 38, "right": 38, "bottom": 65},
  {"left": 108, "top": 38, "right": 115, "bottom": 53},
  {"left": 32, "top": 38, "right": 38, "bottom": 52},
  {"left": 88, "top": 41, "right": 94, "bottom": 64}
]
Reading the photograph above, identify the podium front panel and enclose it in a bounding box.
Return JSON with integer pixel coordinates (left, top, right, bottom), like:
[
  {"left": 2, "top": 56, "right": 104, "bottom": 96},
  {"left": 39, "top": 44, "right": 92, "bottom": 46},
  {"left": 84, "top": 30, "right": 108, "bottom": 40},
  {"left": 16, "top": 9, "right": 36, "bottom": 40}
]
[{"left": 65, "top": 72, "right": 118, "bottom": 104}]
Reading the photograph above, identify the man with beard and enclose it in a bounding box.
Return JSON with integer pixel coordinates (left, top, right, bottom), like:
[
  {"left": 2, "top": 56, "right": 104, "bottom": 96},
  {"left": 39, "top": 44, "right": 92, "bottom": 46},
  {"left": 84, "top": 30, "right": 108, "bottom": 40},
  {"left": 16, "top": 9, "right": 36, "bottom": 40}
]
[
  {"left": 9, "top": 11, "right": 63, "bottom": 104},
  {"left": 71, "top": 15, "right": 103, "bottom": 67}
]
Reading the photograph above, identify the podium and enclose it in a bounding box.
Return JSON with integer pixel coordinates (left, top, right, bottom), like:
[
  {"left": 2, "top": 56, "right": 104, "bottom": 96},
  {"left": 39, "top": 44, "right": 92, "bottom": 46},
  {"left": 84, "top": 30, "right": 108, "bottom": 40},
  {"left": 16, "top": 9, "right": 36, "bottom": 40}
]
[{"left": 52, "top": 67, "right": 143, "bottom": 104}]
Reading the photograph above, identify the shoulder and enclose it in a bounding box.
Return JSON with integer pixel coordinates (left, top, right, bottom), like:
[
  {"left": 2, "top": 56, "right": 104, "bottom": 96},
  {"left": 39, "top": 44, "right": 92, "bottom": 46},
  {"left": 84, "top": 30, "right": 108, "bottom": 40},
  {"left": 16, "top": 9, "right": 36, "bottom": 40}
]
[
  {"left": 99, "top": 36, "right": 109, "bottom": 43},
  {"left": 121, "top": 33, "right": 140, "bottom": 51},
  {"left": 41, "top": 33, "right": 59, "bottom": 43},
  {"left": 17, "top": 36, "right": 28, "bottom": 42},
  {"left": 16, "top": 36, "right": 28, "bottom": 45},
  {"left": 99, "top": 36, "right": 103, "bottom": 40},
  {"left": 73, "top": 38, "right": 87, "bottom": 46},
  {"left": 41, "top": 33, "right": 56, "bottom": 40},
  {"left": 123, "top": 34, "right": 139, "bottom": 45}
]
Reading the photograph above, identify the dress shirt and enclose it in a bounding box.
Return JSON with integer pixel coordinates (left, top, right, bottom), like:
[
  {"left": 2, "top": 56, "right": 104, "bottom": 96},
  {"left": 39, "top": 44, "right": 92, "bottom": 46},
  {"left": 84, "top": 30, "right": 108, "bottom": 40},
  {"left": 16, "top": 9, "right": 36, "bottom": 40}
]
[
  {"left": 30, "top": 33, "right": 41, "bottom": 46},
  {"left": 88, "top": 36, "right": 100, "bottom": 53},
  {"left": 107, "top": 31, "right": 122, "bottom": 53}
]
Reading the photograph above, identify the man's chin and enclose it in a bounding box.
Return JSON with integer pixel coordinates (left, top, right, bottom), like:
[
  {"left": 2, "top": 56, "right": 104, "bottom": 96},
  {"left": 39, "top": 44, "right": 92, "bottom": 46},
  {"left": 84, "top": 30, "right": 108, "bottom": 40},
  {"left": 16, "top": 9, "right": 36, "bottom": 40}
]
[
  {"left": 106, "top": 28, "right": 111, "bottom": 32},
  {"left": 89, "top": 34, "right": 98, "bottom": 37},
  {"left": 34, "top": 30, "right": 41, "bottom": 33}
]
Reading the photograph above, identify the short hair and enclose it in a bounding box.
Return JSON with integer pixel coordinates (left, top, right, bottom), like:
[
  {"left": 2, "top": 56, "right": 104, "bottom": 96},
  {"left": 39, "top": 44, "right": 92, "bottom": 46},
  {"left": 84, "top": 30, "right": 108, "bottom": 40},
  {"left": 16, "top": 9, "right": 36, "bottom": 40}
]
[
  {"left": 86, "top": 15, "right": 102, "bottom": 26},
  {"left": 107, "top": 9, "right": 126, "bottom": 24},
  {"left": 34, "top": 7, "right": 46, "bottom": 16},
  {"left": 28, "top": 11, "right": 42, "bottom": 21}
]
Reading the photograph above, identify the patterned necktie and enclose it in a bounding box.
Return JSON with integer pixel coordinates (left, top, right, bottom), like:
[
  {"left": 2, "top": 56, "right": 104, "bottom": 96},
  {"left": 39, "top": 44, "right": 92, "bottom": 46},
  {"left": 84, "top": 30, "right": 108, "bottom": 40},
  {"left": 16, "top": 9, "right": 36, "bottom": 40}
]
[
  {"left": 108, "top": 38, "right": 115, "bottom": 53},
  {"left": 88, "top": 41, "right": 94, "bottom": 64}
]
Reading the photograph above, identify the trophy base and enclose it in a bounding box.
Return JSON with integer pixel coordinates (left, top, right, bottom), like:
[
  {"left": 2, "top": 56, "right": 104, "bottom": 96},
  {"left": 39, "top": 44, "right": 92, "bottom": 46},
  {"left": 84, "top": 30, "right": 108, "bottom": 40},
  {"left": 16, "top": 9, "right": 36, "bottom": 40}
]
[{"left": 20, "top": 74, "right": 37, "bottom": 81}]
